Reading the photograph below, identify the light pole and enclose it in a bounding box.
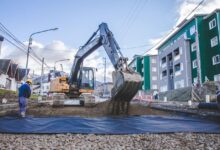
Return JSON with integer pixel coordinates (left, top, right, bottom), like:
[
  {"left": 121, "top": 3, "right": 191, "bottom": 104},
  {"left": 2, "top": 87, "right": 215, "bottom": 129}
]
[
  {"left": 54, "top": 59, "right": 70, "bottom": 72},
  {"left": 40, "top": 57, "right": 44, "bottom": 95},
  {"left": 24, "top": 28, "right": 58, "bottom": 81}
]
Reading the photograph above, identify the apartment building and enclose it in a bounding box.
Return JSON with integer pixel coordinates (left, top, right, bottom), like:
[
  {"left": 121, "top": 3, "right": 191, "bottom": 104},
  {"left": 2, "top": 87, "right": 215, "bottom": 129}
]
[
  {"left": 0, "top": 59, "right": 27, "bottom": 91},
  {"left": 129, "top": 54, "right": 158, "bottom": 91},
  {"left": 157, "top": 9, "right": 220, "bottom": 92}
]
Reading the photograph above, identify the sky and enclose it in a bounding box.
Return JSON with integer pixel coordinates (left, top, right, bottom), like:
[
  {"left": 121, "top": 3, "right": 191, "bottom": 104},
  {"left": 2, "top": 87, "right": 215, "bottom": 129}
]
[{"left": 0, "top": 0, "right": 219, "bottom": 82}]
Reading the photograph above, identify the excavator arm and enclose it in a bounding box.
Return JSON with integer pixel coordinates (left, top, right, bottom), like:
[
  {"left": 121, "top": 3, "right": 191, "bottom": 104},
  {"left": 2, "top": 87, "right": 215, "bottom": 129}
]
[
  {"left": 69, "top": 23, "right": 142, "bottom": 102},
  {"left": 69, "top": 23, "right": 127, "bottom": 85}
]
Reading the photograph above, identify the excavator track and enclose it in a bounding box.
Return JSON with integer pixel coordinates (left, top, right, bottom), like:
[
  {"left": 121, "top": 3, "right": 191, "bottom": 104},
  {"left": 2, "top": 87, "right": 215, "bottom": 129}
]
[{"left": 110, "top": 71, "right": 142, "bottom": 114}]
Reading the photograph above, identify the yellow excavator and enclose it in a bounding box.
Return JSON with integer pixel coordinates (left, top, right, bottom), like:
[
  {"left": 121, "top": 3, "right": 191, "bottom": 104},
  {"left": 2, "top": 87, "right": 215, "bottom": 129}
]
[{"left": 49, "top": 23, "right": 142, "bottom": 106}]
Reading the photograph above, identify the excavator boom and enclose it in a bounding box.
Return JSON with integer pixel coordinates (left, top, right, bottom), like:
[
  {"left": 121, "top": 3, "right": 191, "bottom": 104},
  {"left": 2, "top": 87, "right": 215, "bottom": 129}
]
[{"left": 68, "top": 23, "right": 142, "bottom": 103}]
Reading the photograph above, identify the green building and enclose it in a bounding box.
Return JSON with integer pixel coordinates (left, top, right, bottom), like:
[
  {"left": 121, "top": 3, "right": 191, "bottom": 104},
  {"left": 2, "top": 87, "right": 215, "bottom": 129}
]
[
  {"left": 157, "top": 9, "right": 220, "bottom": 92},
  {"left": 129, "top": 55, "right": 158, "bottom": 91}
]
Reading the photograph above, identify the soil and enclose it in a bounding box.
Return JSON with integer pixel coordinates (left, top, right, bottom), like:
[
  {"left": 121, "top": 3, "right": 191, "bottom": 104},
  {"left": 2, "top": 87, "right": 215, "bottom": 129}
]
[{"left": 25, "top": 101, "right": 169, "bottom": 117}]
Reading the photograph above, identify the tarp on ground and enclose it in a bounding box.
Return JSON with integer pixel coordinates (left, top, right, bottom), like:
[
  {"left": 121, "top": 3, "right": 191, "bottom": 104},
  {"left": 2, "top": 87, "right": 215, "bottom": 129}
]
[{"left": 0, "top": 115, "right": 220, "bottom": 134}]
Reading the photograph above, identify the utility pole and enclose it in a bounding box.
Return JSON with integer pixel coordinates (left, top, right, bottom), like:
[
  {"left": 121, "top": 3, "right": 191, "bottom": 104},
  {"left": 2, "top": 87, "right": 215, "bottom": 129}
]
[
  {"left": 40, "top": 57, "right": 44, "bottom": 95},
  {"left": 24, "top": 37, "right": 32, "bottom": 81},
  {"left": 103, "top": 57, "right": 107, "bottom": 95},
  {"left": 103, "top": 57, "right": 106, "bottom": 84},
  {"left": 60, "top": 64, "right": 63, "bottom": 72},
  {"left": 24, "top": 27, "right": 58, "bottom": 81}
]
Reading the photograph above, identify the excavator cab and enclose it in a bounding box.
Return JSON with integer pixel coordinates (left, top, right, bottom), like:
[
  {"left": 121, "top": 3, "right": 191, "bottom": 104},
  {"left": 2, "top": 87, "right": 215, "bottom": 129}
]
[{"left": 78, "top": 67, "right": 95, "bottom": 93}]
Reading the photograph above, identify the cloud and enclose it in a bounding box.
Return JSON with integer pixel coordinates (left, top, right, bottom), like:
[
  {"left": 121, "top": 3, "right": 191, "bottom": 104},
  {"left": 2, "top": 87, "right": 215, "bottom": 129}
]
[
  {"left": 0, "top": 40, "right": 114, "bottom": 82},
  {"left": 145, "top": 0, "right": 220, "bottom": 55},
  {"left": 177, "top": 0, "right": 220, "bottom": 25}
]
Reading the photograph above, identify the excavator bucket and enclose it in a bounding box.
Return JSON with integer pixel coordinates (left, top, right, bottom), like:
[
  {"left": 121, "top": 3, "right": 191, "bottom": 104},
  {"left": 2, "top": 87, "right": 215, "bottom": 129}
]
[{"left": 111, "top": 71, "right": 142, "bottom": 102}]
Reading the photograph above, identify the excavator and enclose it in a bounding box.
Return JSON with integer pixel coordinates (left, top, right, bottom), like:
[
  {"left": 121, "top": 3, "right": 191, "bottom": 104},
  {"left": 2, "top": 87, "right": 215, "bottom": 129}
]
[{"left": 50, "top": 23, "right": 142, "bottom": 111}]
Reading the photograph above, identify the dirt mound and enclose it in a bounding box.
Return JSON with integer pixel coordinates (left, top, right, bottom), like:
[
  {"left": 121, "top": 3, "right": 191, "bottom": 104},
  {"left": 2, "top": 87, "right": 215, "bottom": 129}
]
[{"left": 26, "top": 101, "right": 169, "bottom": 117}]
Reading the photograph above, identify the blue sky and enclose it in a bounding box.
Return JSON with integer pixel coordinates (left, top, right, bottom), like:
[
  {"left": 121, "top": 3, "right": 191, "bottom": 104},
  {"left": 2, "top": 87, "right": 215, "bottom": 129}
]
[
  {"left": 0, "top": 0, "right": 219, "bottom": 81},
  {"left": 0, "top": 0, "right": 178, "bottom": 55}
]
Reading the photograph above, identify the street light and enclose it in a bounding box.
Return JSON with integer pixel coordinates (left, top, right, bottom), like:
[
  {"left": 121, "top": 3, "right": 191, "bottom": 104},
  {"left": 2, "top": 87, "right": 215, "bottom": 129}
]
[
  {"left": 24, "top": 27, "right": 58, "bottom": 81},
  {"left": 54, "top": 59, "right": 70, "bottom": 72}
]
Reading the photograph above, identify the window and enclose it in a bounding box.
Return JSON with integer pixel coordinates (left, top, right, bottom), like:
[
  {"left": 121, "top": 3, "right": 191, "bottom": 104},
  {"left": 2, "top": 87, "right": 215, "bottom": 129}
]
[
  {"left": 152, "top": 76, "right": 157, "bottom": 81},
  {"left": 210, "top": 36, "right": 218, "bottom": 47},
  {"left": 192, "top": 60, "right": 197, "bottom": 68},
  {"left": 152, "top": 67, "right": 157, "bottom": 72},
  {"left": 173, "top": 48, "right": 181, "bottom": 61},
  {"left": 214, "top": 74, "right": 220, "bottom": 81},
  {"left": 174, "top": 63, "right": 181, "bottom": 72},
  {"left": 191, "top": 42, "right": 197, "bottom": 52},
  {"left": 161, "top": 57, "right": 166, "bottom": 64},
  {"left": 174, "top": 48, "right": 180, "bottom": 56},
  {"left": 209, "top": 18, "right": 216, "bottom": 30},
  {"left": 212, "top": 55, "right": 220, "bottom": 65},
  {"left": 162, "top": 70, "right": 167, "bottom": 77},
  {"left": 190, "top": 25, "right": 196, "bottom": 35},
  {"left": 5, "top": 78, "right": 11, "bottom": 90},
  {"left": 167, "top": 53, "right": 173, "bottom": 61}
]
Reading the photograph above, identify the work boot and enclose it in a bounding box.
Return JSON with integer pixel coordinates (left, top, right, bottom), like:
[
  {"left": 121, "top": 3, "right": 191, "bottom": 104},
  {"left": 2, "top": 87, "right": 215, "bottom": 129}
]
[{"left": 21, "top": 112, "right": 26, "bottom": 118}]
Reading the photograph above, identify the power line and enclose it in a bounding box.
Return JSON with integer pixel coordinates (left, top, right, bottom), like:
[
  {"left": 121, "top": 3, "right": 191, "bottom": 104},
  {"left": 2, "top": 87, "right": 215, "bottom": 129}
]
[
  {"left": 0, "top": 22, "right": 51, "bottom": 68},
  {"left": 145, "top": 0, "right": 205, "bottom": 52},
  {"left": 124, "top": 0, "right": 205, "bottom": 55},
  {"left": 121, "top": 0, "right": 148, "bottom": 43},
  {"left": 3, "top": 37, "right": 42, "bottom": 65},
  {"left": 119, "top": 0, "right": 140, "bottom": 36},
  {"left": 122, "top": 43, "right": 151, "bottom": 50}
]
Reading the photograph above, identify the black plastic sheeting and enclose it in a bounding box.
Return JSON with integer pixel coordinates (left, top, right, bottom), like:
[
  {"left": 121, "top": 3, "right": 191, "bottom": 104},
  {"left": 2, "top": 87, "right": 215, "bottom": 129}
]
[{"left": 0, "top": 115, "right": 220, "bottom": 134}]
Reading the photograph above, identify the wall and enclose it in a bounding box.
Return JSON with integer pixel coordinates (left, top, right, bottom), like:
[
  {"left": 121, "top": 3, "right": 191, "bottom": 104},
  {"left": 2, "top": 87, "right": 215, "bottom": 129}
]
[
  {"left": 200, "top": 11, "right": 220, "bottom": 82},
  {"left": 158, "top": 36, "right": 192, "bottom": 92},
  {"left": 0, "top": 74, "right": 17, "bottom": 91}
]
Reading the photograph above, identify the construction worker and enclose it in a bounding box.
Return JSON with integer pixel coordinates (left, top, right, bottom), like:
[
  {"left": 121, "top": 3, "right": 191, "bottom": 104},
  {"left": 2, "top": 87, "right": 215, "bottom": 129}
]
[{"left": 18, "top": 79, "right": 32, "bottom": 117}]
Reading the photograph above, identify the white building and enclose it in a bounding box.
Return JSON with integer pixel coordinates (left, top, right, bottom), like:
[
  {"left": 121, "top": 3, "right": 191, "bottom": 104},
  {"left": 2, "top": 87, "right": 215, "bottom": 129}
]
[{"left": 0, "top": 59, "right": 27, "bottom": 91}]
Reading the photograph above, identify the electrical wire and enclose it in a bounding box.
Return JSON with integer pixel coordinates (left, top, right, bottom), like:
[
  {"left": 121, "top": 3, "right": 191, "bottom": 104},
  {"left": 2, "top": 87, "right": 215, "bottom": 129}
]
[
  {"left": 3, "top": 37, "right": 42, "bottom": 65},
  {"left": 120, "top": 0, "right": 148, "bottom": 43},
  {"left": 122, "top": 0, "right": 205, "bottom": 53},
  {"left": 0, "top": 23, "right": 51, "bottom": 68}
]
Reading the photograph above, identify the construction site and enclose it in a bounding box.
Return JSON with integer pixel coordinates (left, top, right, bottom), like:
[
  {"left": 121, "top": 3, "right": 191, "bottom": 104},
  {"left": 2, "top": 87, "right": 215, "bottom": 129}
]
[{"left": 0, "top": 0, "right": 220, "bottom": 149}]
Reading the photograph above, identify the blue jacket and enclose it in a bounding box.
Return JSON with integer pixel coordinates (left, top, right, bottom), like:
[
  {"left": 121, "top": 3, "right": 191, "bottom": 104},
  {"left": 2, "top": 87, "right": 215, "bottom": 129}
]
[{"left": 19, "top": 83, "right": 31, "bottom": 98}]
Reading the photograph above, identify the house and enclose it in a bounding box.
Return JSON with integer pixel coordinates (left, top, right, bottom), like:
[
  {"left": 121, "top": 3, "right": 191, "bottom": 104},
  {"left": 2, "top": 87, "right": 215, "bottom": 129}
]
[
  {"left": 0, "top": 59, "right": 27, "bottom": 91},
  {"left": 157, "top": 9, "right": 220, "bottom": 92}
]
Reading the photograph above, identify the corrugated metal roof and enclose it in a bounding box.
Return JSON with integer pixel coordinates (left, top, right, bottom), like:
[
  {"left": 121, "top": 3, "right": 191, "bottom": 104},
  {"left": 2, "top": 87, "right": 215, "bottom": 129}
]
[
  {"left": 15, "top": 68, "right": 28, "bottom": 81},
  {"left": 0, "top": 59, "right": 29, "bottom": 81},
  {"left": 0, "top": 59, "right": 11, "bottom": 74},
  {"left": 7, "top": 63, "right": 18, "bottom": 78}
]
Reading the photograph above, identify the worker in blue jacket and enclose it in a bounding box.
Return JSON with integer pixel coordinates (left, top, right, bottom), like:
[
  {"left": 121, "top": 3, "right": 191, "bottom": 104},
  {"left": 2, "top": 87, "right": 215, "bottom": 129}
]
[{"left": 18, "top": 79, "right": 32, "bottom": 117}]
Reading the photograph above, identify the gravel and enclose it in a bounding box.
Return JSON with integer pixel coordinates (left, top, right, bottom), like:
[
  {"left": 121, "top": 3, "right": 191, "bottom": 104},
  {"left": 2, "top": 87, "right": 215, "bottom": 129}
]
[{"left": 0, "top": 133, "right": 220, "bottom": 150}]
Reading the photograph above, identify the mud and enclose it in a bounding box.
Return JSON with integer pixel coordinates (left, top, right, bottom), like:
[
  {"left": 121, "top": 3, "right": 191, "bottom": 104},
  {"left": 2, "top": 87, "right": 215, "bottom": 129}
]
[{"left": 17, "top": 101, "right": 170, "bottom": 117}]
